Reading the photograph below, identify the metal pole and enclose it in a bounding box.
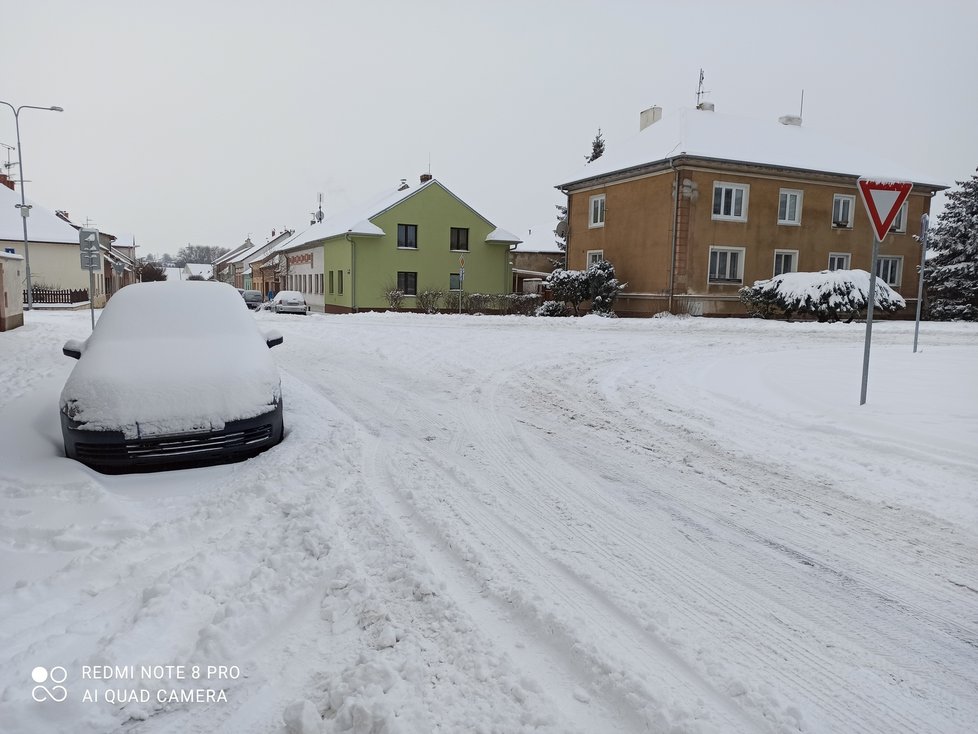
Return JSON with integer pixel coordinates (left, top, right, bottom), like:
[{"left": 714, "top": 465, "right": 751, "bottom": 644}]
[
  {"left": 88, "top": 260, "right": 96, "bottom": 330},
  {"left": 913, "top": 214, "right": 929, "bottom": 353},
  {"left": 0, "top": 101, "right": 64, "bottom": 311},
  {"left": 860, "top": 235, "right": 881, "bottom": 405}
]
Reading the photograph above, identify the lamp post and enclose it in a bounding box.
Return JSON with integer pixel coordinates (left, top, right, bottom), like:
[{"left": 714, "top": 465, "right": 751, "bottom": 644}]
[{"left": 0, "top": 100, "right": 64, "bottom": 310}]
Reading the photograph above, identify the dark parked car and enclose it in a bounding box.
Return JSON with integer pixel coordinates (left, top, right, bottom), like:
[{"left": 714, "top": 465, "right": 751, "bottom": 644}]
[
  {"left": 60, "top": 281, "right": 285, "bottom": 473},
  {"left": 241, "top": 289, "right": 263, "bottom": 309}
]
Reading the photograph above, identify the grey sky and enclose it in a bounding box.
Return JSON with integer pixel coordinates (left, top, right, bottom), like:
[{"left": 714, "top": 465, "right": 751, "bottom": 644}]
[{"left": 4, "top": 0, "right": 976, "bottom": 257}]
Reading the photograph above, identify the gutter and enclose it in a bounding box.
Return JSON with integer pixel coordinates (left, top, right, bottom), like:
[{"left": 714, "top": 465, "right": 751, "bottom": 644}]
[
  {"left": 345, "top": 231, "right": 356, "bottom": 313},
  {"left": 668, "top": 157, "right": 679, "bottom": 313}
]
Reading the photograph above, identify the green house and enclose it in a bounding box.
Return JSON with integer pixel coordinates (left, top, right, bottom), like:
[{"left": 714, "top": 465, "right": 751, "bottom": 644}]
[{"left": 298, "top": 176, "right": 520, "bottom": 312}]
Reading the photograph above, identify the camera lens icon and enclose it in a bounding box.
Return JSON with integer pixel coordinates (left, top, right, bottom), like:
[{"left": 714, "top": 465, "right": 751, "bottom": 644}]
[{"left": 31, "top": 666, "right": 68, "bottom": 703}]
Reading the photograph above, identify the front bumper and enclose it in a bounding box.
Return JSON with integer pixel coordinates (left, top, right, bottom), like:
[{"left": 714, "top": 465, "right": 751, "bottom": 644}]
[{"left": 61, "top": 402, "right": 284, "bottom": 474}]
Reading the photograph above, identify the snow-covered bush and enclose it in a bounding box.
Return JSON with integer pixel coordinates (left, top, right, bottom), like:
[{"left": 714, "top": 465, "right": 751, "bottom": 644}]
[
  {"left": 415, "top": 288, "right": 443, "bottom": 314},
  {"left": 586, "top": 260, "right": 625, "bottom": 314},
  {"left": 926, "top": 168, "right": 978, "bottom": 320},
  {"left": 382, "top": 283, "right": 405, "bottom": 310},
  {"left": 536, "top": 300, "right": 569, "bottom": 317},
  {"left": 543, "top": 260, "right": 625, "bottom": 315},
  {"left": 544, "top": 268, "right": 589, "bottom": 315},
  {"left": 739, "top": 270, "right": 906, "bottom": 322},
  {"left": 503, "top": 293, "right": 541, "bottom": 316}
]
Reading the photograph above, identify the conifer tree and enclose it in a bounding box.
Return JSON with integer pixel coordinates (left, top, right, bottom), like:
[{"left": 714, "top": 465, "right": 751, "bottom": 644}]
[
  {"left": 927, "top": 169, "right": 978, "bottom": 320},
  {"left": 586, "top": 128, "right": 605, "bottom": 163}
]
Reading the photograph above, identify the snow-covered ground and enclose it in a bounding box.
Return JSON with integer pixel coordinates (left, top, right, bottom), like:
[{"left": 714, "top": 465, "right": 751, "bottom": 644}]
[{"left": 1, "top": 309, "right": 976, "bottom": 734}]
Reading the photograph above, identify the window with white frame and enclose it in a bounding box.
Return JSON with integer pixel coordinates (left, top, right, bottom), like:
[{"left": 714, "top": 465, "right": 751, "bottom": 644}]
[
  {"left": 773, "top": 249, "right": 798, "bottom": 276},
  {"left": 832, "top": 194, "right": 855, "bottom": 228},
  {"left": 778, "top": 189, "right": 803, "bottom": 225},
  {"left": 712, "top": 182, "right": 749, "bottom": 221},
  {"left": 889, "top": 201, "right": 908, "bottom": 233},
  {"left": 586, "top": 250, "right": 604, "bottom": 267},
  {"left": 588, "top": 194, "right": 606, "bottom": 228},
  {"left": 708, "top": 246, "right": 745, "bottom": 284},
  {"left": 828, "top": 252, "right": 851, "bottom": 271},
  {"left": 876, "top": 256, "right": 902, "bottom": 287}
]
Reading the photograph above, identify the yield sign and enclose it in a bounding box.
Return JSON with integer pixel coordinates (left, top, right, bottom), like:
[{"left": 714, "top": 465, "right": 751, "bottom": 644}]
[{"left": 857, "top": 178, "right": 913, "bottom": 241}]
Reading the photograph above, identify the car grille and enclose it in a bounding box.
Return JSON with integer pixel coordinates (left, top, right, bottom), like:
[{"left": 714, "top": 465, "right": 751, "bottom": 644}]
[{"left": 75, "top": 424, "right": 275, "bottom": 464}]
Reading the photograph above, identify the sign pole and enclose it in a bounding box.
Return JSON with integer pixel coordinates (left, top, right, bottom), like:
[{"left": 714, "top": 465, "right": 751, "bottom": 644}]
[
  {"left": 913, "top": 214, "right": 929, "bottom": 353},
  {"left": 860, "top": 234, "right": 880, "bottom": 406}
]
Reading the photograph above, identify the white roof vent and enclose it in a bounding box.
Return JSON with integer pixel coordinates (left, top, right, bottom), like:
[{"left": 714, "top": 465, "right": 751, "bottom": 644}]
[
  {"left": 778, "top": 114, "right": 802, "bottom": 126},
  {"left": 696, "top": 101, "right": 715, "bottom": 112},
  {"left": 639, "top": 105, "right": 663, "bottom": 131}
]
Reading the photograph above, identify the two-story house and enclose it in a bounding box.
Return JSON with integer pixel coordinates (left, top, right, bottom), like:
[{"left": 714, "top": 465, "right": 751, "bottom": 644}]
[
  {"left": 557, "top": 105, "right": 947, "bottom": 316},
  {"left": 286, "top": 175, "right": 520, "bottom": 313}
]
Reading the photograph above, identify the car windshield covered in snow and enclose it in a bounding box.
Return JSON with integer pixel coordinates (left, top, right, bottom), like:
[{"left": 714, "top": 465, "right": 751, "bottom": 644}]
[{"left": 59, "top": 281, "right": 284, "bottom": 472}]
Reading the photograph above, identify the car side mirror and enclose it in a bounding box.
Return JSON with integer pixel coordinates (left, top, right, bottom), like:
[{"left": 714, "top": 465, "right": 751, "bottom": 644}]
[
  {"left": 62, "top": 339, "right": 84, "bottom": 360},
  {"left": 264, "top": 330, "right": 284, "bottom": 349}
]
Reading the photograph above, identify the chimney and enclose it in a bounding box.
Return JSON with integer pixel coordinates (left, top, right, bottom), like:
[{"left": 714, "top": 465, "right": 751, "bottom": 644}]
[
  {"left": 397, "top": 178, "right": 409, "bottom": 191},
  {"left": 639, "top": 105, "right": 662, "bottom": 131},
  {"left": 696, "top": 101, "right": 715, "bottom": 111},
  {"left": 0, "top": 173, "right": 14, "bottom": 191},
  {"left": 420, "top": 173, "right": 433, "bottom": 183}
]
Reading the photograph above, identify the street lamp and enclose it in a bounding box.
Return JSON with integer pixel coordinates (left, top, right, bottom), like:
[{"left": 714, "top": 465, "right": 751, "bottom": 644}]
[{"left": 0, "top": 100, "right": 64, "bottom": 310}]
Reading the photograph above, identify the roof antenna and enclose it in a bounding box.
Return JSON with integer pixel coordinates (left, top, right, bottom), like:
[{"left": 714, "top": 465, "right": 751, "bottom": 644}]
[
  {"left": 799, "top": 89, "right": 805, "bottom": 118},
  {"left": 695, "top": 68, "right": 711, "bottom": 109}
]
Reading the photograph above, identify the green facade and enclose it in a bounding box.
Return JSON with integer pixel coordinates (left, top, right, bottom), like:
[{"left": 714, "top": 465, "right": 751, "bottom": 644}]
[{"left": 321, "top": 181, "right": 513, "bottom": 312}]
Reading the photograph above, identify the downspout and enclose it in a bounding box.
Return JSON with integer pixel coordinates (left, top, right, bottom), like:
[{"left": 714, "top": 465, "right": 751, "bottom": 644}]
[
  {"left": 345, "top": 231, "right": 356, "bottom": 313},
  {"left": 668, "top": 157, "right": 680, "bottom": 314}
]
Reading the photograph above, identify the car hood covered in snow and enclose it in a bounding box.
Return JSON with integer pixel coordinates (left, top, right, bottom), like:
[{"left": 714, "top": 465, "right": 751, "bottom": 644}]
[{"left": 60, "top": 282, "right": 281, "bottom": 438}]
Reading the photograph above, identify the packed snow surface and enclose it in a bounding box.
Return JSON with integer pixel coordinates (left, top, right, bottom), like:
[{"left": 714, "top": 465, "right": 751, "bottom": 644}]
[{"left": 1, "top": 309, "right": 976, "bottom": 734}]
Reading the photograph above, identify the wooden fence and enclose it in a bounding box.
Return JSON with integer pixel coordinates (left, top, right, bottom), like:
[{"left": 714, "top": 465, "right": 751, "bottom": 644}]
[{"left": 23, "top": 288, "right": 89, "bottom": 304}]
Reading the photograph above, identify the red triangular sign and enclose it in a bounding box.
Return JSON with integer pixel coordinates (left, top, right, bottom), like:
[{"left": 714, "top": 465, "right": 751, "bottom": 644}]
[{"left": 857, "top": 178, "right": 913, "bottom": 241}]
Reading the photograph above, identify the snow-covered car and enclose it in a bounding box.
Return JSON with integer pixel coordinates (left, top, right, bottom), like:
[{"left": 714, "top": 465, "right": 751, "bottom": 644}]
[
  {"left": 60, "top": 281, "right": 285, "bottom": 473},
  {"left": 270, "top": 290, "right": 309, "bottom": 314},
  {"left": 241, "top": 289, "right": 264, "bottom": 309}
]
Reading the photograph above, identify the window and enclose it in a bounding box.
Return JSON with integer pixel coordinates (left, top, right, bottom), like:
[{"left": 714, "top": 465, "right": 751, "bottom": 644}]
[
  {"left": 588, "top": 194, "right": 606, "bottom": 228},
  {"left": 337, "top": 270, "right": 344, "bottom": 295},
  {"left": 773, "top": 250, "right": 798, "bottom": 276},
  {"left": 450, "top": 227, "right": 469, "bottom": 251},
  {"left": 397, "top": 224, "right": 418, "bottom": 248},
  {"left": 397, "top": 271, "right": 417, "bottom": 296},
  {"left": 876, "top": 256, "right": 902, "bottom": 287},
  {"left": 328, "top": 271, "right": 334, "bottom": 294},
  {"left": 586, "top": 250, "right": 604, "bottom": 267},
  {"left": 832, "top": 195, "right": 855, "bottom": 228},
  {"left": 778, "top": 189, "right": 803, "bottom": 225},
  {"left": 712, "top": 182, "right": 749, "bottom": 221},
  {"left": 828, "top": 252, "right": 851, "bottom": 271},
  {"left": 708, "top": 246, "right": 745, "bottom": 284},
  {"left": 449, "top": 273, "right": 461, "bottom": 291},
  {"left": 889, "top": 202, "right": 908, "bottom": 233}
]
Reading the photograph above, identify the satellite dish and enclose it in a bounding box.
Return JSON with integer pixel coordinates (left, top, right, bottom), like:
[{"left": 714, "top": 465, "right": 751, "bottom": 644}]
[{"left": 555, "top": 220, "right": 568, "bottom": 238}]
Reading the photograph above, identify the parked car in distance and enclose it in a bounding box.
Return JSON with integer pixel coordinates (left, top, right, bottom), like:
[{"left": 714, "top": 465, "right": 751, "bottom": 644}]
[
  {"left": 60, "top": 281, "right": 285, "bottom": 473},
  {"left": 241, "top": 289, "right": 264, "bottom": 309},
  {"left": 270, "top": 290, "right": 309, "bottom": 314}
]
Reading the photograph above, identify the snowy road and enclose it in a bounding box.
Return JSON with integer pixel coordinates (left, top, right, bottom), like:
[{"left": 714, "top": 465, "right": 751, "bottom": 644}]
[{"left": 1, "top": 310, "right": 976, "bottom": 733}]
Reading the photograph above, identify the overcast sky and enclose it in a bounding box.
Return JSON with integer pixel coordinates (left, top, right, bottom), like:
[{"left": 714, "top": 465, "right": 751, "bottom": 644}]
[{"left": 4, "top": 0, "right": 977, "bottom": 257}]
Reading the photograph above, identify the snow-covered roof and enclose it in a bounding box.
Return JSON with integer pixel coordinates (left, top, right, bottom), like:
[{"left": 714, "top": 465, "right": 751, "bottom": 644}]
[
  {"left": 0, "top": 183, "right": 80, "bottom": 244},
  {"left": 0, "top": 250, "right": 24, "bottom": 260},
  {"left": 164, "top": 267, "right": 184, "bottom": 281},
  {"left": 486, "top": 227, "right": 522, "bottom": 244},
  {"left": 184, "top": 263, "right": 213, "bottom": 278},
  {"left": 291, "top": 182, "right": 435, "bottom": 249},
  {"left": 214, "top": 241, "right": 254, "bottom": 266},
  {"left": 512, "top": 224, "right": 563, "bottom": 253},
  {"left": 558, "top": 108, "right": 948, "bottom": 190}
]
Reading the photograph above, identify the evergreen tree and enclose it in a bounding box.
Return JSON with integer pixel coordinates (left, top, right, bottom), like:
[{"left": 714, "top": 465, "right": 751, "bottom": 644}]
[
  {"left": 554, "top": 203, "right": 568, "bottom": 252},
  {"left": 586, "top": 128, "right": 605, "bottom": 163},
  {"left": 138, "top": 260, "right": 167, "bottom": 282},
  {"left": 927, "top": 169, "right": 978, "bottom": 320}
]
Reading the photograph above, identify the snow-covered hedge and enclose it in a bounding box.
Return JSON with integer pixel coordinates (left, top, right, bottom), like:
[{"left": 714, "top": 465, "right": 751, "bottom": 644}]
[
  {"left": 740, "top": 270, "right": 906, "bottom": 322},
  {"left": 542, "top": 261, "right": 625, "bottom": 315}
]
